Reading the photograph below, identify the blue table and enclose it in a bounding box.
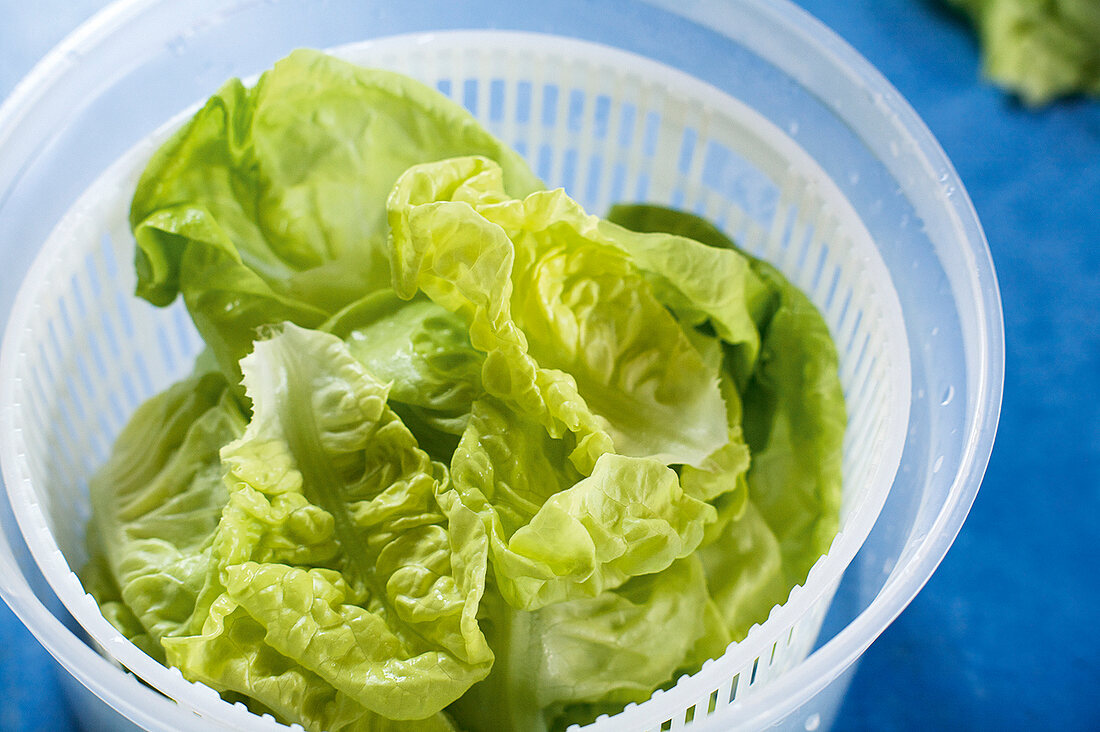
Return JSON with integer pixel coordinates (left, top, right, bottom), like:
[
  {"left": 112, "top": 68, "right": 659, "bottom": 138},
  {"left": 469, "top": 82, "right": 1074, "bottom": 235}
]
[{"left": 1, "top": 2, "right": 1097, "bottom": 730}]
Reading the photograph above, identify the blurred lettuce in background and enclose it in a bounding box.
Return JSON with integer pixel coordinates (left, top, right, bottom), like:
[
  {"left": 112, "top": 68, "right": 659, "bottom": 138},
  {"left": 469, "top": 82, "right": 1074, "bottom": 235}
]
[{"left": 948, "top": 0, "right": 1100, "bottom": 105}]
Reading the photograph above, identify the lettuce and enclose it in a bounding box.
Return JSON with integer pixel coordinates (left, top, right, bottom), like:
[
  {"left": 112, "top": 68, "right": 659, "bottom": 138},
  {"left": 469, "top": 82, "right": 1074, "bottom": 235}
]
[
  {"left": 130, "top": 49, "right": 542, "bottom": 386},
  {"left": 606, "top": 204, "right": 844, "bottom": 605},
  {"left": 89, "top": 326, "right": 493, "bottom": 729},
  {"left": 948, "top": 0, "right": 1100, "bottom": 105},
  {"left": 449, "top": 556, "right": 727, "bottom": 731},
  {"left": 83, "top": 370, "right": 245, "bottom": 661},
  {"left": 327, "top": 293, "right": 486, "bottom": 461},
  {"left": 448, "top": 397, "right": 715, "bottom": 611},
  {"left": 84, "top": 52, "right": 846, "bottom": 732},
  {"left": 387, "top": 156, "right": 729, "bottom": 471}
]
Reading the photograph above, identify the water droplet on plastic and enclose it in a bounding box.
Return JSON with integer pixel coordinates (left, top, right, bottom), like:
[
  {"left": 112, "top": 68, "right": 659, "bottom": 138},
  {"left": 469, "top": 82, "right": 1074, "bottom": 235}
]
[
  {"left": 930, "top": 326, "right": 939, "bottom": 336},
  {"left": 805, "top": 713, "right": 821, "bottom": 731},
  {"left": 932, "top": 455, "right": 944, "bottom": 473},
  {"left": 940, "top": 385, "right": 955, "bottom": 406},
  {"left": 788, "top": 120, "right": 800, "bottom": 135},
  {"left": 848, "top": 171, "right": 860, "bottom": 185},
  {"left": 166, "top": 36, "right": 188, "bottom": 55}
]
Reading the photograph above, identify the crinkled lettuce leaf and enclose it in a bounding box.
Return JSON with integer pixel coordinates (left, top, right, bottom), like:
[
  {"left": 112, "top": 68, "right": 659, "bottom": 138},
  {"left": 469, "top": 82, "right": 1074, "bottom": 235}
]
[
  {"left": 593, "top": 217, "right": 771, "bottom": 387},
  {"left": 131, "top": 49, "right": 542, "bottom": 385},
  {"left": 447, "top": 396, "right": 715, "bottom": 611},
  {"left": 607, "top": 203, "right": 844, "bottom": 601},
  {"left": 324, "top": 291, "right": 486, "bottom": 461},
  {"left": 85, "top": 325, "right": 494, "bottom": 730},
  {"left": 683, "top": 371, "right": 753, "bottom": 549},
  {"left": 84, "top": 370, "right": 246, "bottom": 656},
  {"left": 387, "top": 156, "right": 728, "bottom": 471}
]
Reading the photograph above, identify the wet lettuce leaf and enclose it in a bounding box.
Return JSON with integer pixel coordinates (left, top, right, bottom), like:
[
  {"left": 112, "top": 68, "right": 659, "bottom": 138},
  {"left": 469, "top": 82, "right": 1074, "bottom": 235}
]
[
  {"left": 87, "top": 326, "right": 494, "bottom": 730},
  {"left": 607, "top": 203, "right": 844, "bottom": 594},
  {"left": 447, "top": 397, "right": 715, "bottom": 611},
  {"left": 130, "top": 49, "right": 542, "bottom": 386},
  {"left": 448, "top": 556, "right": 728, "bottom": 732},
  {"left": 325, "top": 292, "right": 486, "bottom": 461},
  {"left": 387, "top": 156, "right": 729, "bottom": 472}
]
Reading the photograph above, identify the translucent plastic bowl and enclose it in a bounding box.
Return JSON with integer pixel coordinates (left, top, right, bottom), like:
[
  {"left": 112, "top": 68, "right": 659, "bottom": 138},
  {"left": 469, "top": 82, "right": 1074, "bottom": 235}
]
[{"left": 0, "top": 1, "right": 1002, "bottom": 731}]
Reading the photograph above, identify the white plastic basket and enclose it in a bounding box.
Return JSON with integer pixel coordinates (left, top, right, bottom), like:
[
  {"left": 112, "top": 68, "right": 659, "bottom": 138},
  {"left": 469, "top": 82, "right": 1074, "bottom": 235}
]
[{"left": 0, "top": 31, "right": 909, "bottom": 731}]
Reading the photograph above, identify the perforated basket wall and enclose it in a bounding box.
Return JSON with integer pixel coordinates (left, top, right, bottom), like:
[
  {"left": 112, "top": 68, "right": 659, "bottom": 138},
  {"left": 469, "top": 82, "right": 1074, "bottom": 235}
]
[{"left": 0, "top": 32, "right": 910, "bottom": 731}]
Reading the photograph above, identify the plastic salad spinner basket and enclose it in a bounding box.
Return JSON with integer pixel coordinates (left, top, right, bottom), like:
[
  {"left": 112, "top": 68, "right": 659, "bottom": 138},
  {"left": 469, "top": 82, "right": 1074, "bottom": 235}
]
[{"left": 0, "top": 2, "right": 1003, "bottom": 731}]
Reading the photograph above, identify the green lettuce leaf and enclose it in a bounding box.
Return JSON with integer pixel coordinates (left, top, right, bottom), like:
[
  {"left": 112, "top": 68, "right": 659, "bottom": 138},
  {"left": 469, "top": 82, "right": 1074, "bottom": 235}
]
[
  {"left": 739, "top": 260, "right": 844, "bottom": 587},
  {"left": 84, "top": 369, "right": 246, "bottom": 656},
  {"left": 387, "top": 156, "right": 729, "bottom": 471},
  {"left": 325, "top": 291, "right": 486, "bottom": 461},
  {"left": 593, "top": 218, "right": 771, "bottom": 387},
  {"left": 131, "top": 49, "right": 542, "bottom": 385},
  {"left": 682, "top": 371, "right": 752, "bottom": 549},
  {"left": 163, "top": 324, "right": 493, "bottom": 726},
  {"left": 697, "top": 500, "right": 788, "bottom": 642},
  {"left": 81, "top": 545, "right": 165, "bottom": 662},
  {"left": 448, "top": 556, "right": 727, "bottom": 732},
  {"left": 448, "top": 397, "right": 715, "bottom": 611},
  {"left": 85, "top": 326, "right": 494, "bottom": 730},
  {"left": 606, "top": 203, "right": 844, "bottom": 601},
  {"left": 948, "top": 0, "right": 1100, "bottom": 105}
]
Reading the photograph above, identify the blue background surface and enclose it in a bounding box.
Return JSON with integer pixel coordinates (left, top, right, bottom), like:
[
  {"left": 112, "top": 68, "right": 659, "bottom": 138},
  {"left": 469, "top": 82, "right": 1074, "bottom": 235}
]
[{"left": 1, "top": 1, "right": 1097, "bottom": 730}]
